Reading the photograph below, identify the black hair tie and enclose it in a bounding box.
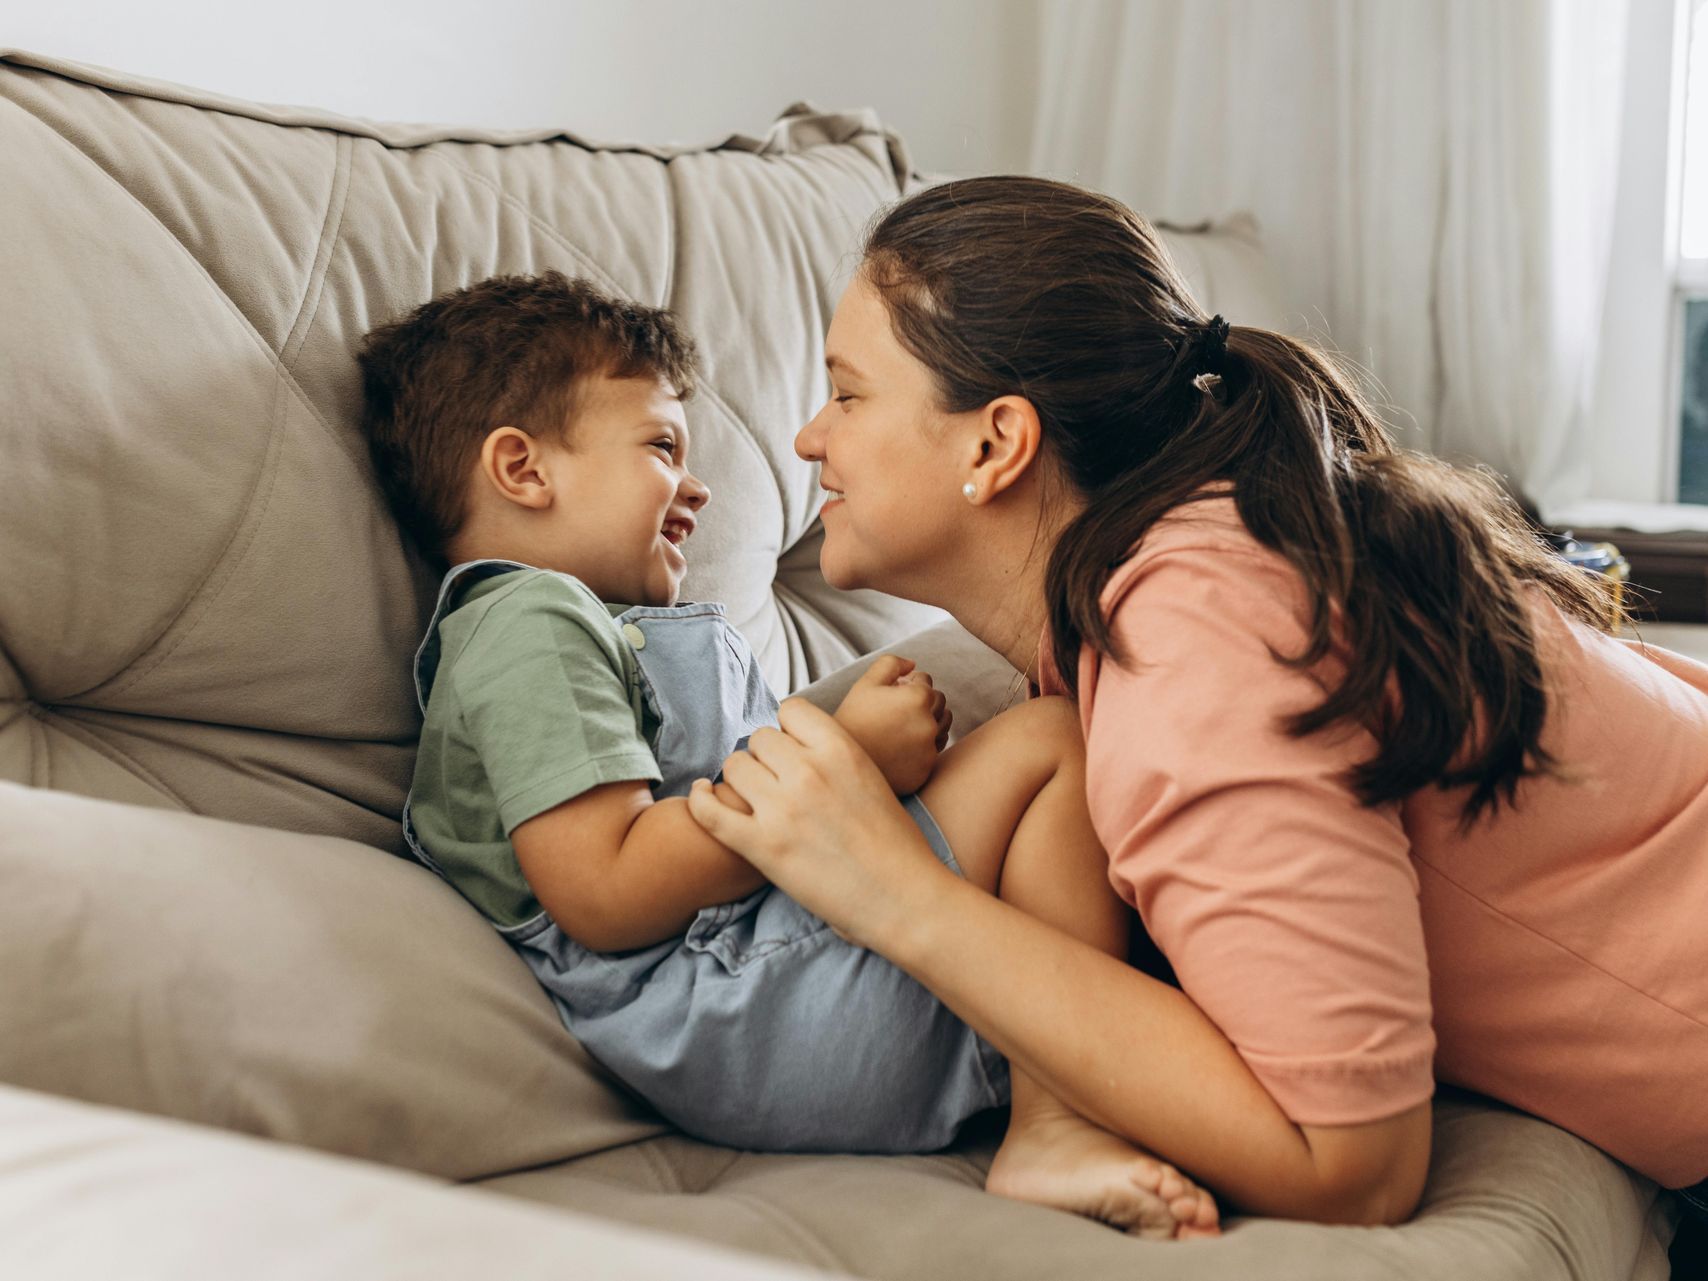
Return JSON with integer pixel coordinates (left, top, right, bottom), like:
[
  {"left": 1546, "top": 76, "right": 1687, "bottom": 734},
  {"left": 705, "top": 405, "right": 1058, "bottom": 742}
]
[
  {"left": 1202, "top": 314, "right": 1230, "bottom": 356},
  {"left": 1185, "top": 314, "right": 1230, "bottom": 394}
]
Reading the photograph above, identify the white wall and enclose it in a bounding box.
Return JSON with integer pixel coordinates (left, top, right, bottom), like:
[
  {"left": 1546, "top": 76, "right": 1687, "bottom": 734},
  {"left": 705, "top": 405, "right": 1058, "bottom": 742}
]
[{"left": 8, "top": 0, "right": 1040, "bottom": 173}]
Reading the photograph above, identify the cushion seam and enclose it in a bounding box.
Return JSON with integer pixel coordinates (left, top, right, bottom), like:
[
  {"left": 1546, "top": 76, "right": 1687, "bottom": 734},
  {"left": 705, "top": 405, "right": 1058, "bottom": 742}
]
[
  {"left": 25, "top": 705, "right": 193, "bottom": 809},
  {"left": 4, "top": 103, "right": 363, "bottom": 701},
  {"left": 280, "top": 132, "right": 353, "bottom": 373},
  {"left": 714, "top": 1189, "right": 852, "bottom": 1273},
  {"left": 9, "top": 97, "right": 368, "bottom": 473}
]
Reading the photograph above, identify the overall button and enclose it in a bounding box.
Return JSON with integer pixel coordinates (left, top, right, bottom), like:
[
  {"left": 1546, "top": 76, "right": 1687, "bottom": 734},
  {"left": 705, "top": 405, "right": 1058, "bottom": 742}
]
[{"left": 621, "top": 622, "right": 647, "bottom": 650}]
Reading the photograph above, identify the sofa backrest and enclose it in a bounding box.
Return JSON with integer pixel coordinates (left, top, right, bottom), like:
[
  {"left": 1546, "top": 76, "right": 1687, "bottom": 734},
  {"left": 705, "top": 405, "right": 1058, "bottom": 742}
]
[{"left": 0, "top": 49, "right": 1288, "bottom": 853}]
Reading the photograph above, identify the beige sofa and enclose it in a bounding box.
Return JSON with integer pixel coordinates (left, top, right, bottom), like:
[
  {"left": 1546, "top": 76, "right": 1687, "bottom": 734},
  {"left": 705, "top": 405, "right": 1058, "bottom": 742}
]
[{"left": 0, "top": 49, "right": 1678, "bottom": 1280}]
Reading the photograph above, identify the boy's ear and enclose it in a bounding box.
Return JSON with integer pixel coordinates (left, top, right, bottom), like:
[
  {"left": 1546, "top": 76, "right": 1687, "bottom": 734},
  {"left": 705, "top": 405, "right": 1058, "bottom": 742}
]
[{"left": 479, "top": 427, "right": 554, "bottom": 510}]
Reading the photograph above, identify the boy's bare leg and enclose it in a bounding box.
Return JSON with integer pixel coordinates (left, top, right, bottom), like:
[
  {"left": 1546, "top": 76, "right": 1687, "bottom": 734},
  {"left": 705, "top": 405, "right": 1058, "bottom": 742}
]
[{"left": 917, "top": 696, "right": 1221, "bottom": 1240}]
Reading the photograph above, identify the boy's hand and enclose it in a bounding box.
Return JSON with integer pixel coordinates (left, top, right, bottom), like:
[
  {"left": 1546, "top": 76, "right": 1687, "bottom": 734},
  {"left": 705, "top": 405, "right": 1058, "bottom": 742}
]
[{"left": 832, "top": 655, "right": 951, "bottom": 796}]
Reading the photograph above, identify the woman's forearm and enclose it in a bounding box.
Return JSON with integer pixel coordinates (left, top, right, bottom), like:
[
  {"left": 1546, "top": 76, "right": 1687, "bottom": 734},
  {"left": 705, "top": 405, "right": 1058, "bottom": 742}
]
[{"left": 885, "top": 869, "right": 1424, "bottom": 1223}]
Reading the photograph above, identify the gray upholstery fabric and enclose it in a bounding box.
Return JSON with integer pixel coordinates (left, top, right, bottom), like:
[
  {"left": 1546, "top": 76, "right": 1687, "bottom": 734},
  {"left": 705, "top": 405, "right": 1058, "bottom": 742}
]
[{"left": 0, "top": 47, "right": 1671, "bottom": 1281}]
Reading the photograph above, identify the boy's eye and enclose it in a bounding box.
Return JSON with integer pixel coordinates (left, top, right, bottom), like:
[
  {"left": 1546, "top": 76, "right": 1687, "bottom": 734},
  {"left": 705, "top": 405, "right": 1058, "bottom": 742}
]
[{"left": 651, "top": 440, "right": 675, "bottom": 455}]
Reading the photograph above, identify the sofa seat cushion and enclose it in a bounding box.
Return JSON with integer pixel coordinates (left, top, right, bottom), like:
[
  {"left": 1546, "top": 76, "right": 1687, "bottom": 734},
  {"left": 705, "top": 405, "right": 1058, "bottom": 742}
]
[
  {"left": 0, "top": 747, "right": 1672, "bottom": 1280},
  {"left": 0, "top": 626, "right": 1016, "bottom": 1181},
  {"left": 478, "top": 1098, "right": 1671, "bottom": 1281}
]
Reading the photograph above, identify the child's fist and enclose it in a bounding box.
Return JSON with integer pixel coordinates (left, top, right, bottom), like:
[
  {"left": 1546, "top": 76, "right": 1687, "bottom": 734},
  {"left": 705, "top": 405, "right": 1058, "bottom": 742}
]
[{"left": 832, "top": 655, "right": 952, "bottom": 796}]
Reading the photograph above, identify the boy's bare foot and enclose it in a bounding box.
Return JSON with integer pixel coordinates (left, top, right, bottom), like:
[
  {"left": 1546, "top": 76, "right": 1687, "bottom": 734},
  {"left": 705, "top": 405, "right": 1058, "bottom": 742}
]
[{"left": 986, "top": 1107, "right": 1222, "bottom": 1241}]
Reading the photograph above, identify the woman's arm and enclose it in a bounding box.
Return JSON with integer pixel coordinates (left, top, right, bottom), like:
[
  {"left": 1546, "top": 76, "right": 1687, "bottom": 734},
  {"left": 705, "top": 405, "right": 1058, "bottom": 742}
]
[
  {"left": 690, "top": 701, "right": 1432, "bottom": 1224},
  {"left": 890, "top": 862, "right": 1431, "bottom": 1224}
]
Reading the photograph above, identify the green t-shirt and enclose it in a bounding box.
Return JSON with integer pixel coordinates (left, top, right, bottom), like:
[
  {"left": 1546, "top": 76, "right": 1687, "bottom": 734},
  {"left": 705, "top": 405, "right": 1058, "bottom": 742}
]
[{"left": 409, "top": 569, "right": 662, "bottom": 928}]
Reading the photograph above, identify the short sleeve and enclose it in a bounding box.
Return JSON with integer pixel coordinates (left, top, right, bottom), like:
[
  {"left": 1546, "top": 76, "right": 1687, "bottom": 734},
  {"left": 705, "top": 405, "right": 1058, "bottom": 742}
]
[
  {"left": 1084, "top": 541, "right": 1436, "bottom": 1126},
  {"left": 449, "top": 577, "right": 661, "bottom": 835}
]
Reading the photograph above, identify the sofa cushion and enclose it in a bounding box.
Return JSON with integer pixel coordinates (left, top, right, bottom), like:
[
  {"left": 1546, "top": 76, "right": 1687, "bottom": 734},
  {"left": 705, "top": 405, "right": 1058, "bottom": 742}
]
[
  {"left": 0, "top": 621, "right": 1016, "bottom": 1182},
  {"left": 0, "top": 766, "right": 1674, "bottom": 1279},
  {"left": 478, "top": 1098, "right": 1673, "bottom": 1281},
  {"left": 0, "top": 49, "right": 939, "bottom": 856},
  {"left": 0, "top": 48, "right": 1282, "bottom": 858},
  {"left": 0, "top": 777, "right": 665, "bottom": 1179},
  {"left": 0, "top": 1083, "right": 821, "bottom": 1281}
]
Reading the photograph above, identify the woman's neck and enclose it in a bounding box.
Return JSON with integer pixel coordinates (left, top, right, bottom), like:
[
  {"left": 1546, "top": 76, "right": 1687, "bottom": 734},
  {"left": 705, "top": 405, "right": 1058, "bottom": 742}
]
[
  {"left": 954, "top": 571, "right": 1051, "bottom": 686},
  {"left": 926, "top": 500, "right": 1075, "bottom": 686}
]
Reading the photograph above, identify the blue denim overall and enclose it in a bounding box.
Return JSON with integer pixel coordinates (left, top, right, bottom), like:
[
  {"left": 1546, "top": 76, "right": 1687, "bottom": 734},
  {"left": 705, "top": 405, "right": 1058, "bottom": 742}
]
[{"left": 402, "top": 559, "right": 1008, "bottom": 1153}]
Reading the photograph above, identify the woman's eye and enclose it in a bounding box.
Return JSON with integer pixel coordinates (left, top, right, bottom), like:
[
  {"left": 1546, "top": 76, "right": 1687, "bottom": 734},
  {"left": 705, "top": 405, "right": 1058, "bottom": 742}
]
[{"left": 834, "top": 394, "right": 855, "bottom": 406}]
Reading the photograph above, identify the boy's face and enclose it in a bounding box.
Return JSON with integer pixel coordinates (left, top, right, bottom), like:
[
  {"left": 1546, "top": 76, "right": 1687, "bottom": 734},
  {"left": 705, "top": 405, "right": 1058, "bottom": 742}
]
[{"left": 535, "top": 374, "right": 708, "bottom": 606}]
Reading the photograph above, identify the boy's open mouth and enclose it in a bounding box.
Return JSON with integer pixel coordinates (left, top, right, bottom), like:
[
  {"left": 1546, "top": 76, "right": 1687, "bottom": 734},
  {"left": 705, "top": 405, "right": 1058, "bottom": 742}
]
[{"left": 661, "top": 519, "right": 692, "bottom": 546}]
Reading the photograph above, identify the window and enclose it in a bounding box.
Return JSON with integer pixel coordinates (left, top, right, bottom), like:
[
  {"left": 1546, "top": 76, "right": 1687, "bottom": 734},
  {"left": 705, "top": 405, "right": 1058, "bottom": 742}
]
[{"left": 1674, "top": 0, "right": 1708, "bottom": 499}]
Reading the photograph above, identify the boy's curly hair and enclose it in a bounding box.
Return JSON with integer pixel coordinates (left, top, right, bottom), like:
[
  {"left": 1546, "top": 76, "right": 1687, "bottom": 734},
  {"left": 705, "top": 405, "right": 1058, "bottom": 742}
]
[{"left": 357, "top": 270, "right": 698, "bottom": 570}]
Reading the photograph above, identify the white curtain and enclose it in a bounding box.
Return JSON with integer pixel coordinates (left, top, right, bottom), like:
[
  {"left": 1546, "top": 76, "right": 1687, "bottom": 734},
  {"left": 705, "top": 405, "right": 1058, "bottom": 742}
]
[{"left": 1029, "top": 0, "right": 1630, "bottom": 512}]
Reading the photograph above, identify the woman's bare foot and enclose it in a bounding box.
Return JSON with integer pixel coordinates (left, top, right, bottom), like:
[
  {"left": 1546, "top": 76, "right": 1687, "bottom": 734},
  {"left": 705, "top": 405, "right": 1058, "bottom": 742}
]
[{"left": 986, "top": 1106, "right": 1222, "bottom": 1241}]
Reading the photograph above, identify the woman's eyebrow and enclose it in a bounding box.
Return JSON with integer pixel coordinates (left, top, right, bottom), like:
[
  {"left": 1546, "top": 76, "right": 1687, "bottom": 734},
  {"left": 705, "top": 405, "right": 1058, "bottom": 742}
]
[{"left": 825, "top": 354, "right": 866, "bottom": 382}]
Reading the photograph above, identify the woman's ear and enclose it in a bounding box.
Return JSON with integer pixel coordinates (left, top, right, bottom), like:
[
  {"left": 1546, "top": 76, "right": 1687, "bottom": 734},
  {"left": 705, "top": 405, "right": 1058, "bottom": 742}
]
[
  {"left": 478, "top": 427, "right": 554, "bottom": 510},
  {"left": 965, "top": 395, "right": 1043, "bottom": 503}
]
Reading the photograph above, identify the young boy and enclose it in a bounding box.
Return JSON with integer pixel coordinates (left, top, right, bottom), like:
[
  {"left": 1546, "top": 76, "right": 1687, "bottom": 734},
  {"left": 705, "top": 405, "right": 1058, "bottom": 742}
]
[{"left": 358, "top": 271, "right": 1217, "bottom": 1238}]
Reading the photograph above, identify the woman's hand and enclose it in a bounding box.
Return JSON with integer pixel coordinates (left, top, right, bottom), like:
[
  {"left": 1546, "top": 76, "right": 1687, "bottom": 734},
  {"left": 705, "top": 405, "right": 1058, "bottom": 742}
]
[{"left": 688, "top": 696, "right": 960, "bottom": 949}]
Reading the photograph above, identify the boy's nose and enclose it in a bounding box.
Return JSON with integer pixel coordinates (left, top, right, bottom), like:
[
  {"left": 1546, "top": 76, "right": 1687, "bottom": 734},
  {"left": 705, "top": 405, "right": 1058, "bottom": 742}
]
[{"left": 681, "top": 473, "right": 710, "bottom": 509}]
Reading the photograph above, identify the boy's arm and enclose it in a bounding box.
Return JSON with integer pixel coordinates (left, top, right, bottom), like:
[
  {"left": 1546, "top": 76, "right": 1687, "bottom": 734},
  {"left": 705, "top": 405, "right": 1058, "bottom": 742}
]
[{"left": 510, "top": 780, "right": 767, "bottom": 953}]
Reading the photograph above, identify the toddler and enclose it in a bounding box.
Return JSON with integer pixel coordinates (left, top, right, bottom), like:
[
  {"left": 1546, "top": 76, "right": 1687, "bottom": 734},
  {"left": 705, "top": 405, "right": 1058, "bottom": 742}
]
[{"left": 358, "top": 270, "right": 1217, "bottom": 1238}]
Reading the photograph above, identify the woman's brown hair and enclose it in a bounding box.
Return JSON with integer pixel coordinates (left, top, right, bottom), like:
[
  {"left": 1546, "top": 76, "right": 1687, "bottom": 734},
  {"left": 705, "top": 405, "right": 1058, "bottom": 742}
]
[{"left": 863, "top": 176, "right": 1623, "bottom": 826}]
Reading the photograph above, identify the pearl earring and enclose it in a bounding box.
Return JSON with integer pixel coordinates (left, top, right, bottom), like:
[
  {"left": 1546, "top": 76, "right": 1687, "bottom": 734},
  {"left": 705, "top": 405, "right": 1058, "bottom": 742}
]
[{"left": 962, "top": 482, "right": 977, "bottom": 500}]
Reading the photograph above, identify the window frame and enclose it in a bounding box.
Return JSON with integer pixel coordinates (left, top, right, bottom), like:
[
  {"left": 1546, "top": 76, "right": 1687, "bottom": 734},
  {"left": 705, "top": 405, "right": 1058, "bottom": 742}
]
[{"left": 1665, "top": 0, "right": 1708, "bottom": 501}]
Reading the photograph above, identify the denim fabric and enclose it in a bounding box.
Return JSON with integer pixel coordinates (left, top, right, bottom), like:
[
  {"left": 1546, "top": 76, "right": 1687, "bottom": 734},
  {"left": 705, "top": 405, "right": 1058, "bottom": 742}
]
[{"left": 403, "top": 558, "right": 1009, "bottom": 1153}]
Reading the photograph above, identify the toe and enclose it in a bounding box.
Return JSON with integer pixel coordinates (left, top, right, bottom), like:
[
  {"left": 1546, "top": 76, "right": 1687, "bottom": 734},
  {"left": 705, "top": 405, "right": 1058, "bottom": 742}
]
[
  {"left": 1129, "top": 1158, "right": 1162, "bottom": 1192},
  {"left": 1154, "top": 1164, "right": 1188, "bottom": 1202},
  {"left": 1176, "top": 1189, "right": 1223, "bottom": 1240}
]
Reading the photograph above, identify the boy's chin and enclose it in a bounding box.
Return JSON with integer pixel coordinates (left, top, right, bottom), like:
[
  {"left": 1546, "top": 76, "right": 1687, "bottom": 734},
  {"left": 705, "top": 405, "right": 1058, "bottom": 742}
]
[{"left": 643, "top": 575, "right": 682, "bottom": 607}]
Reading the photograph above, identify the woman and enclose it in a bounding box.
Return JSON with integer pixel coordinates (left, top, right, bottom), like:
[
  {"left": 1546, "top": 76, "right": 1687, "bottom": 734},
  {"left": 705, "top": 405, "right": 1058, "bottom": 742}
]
[{"left": 687, "top": 176, "right": 1708, "bottom": 1228}]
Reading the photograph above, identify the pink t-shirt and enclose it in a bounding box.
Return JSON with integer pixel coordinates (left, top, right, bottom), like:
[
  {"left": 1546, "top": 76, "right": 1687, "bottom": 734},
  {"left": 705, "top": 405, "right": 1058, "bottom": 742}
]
[{"left": 1039, "top": 496, "right": 1708, "bottom": 1187}]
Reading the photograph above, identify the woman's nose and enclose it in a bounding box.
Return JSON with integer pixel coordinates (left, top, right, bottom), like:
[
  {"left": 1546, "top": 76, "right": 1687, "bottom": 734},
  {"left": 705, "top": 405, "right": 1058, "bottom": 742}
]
[{"left": 795, "top": 407, "right": 827, "bottom": 461}]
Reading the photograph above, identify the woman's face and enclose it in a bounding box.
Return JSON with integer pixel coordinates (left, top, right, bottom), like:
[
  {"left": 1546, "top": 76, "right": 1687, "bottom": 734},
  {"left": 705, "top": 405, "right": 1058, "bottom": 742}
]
[{"left": 794, "top": 272, "right": 970, "bottom": 598}]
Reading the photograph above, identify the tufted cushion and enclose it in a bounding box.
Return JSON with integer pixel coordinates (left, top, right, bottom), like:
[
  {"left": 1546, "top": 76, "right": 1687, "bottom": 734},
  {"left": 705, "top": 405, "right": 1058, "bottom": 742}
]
[
  {"left": 0, "top": 50, "right": 948, "bottom": 856},
  {"left": 0, "top": 629, "right": 1017, "bottom": 1183},
  {"left": 0, "top": 49, "right": 1284, "bottom": 858}
]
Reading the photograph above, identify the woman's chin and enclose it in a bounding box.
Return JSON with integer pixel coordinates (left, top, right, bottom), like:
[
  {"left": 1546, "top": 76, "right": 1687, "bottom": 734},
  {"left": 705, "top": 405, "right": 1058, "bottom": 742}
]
[{"left": 819, "top": 557, "right": 864, "bottom": 592}]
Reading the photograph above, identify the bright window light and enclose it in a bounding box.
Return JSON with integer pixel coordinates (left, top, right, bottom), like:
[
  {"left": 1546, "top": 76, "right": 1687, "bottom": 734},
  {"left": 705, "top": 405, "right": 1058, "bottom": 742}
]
[{"left": 1685, "top": 0, "right": 1708, "bottom": 259}]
